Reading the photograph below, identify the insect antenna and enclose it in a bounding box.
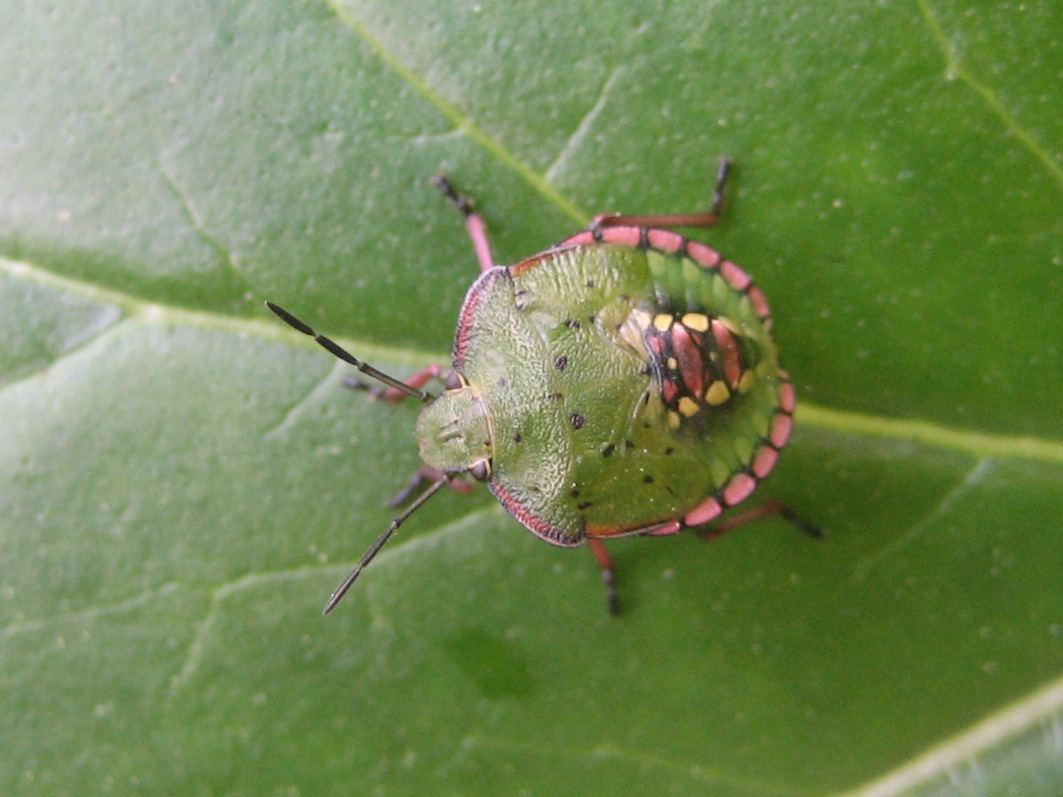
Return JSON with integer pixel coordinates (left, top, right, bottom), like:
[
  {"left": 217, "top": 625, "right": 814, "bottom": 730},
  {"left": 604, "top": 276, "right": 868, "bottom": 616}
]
[
  {"left": 265, "top": 301, "right": 428, "bottom": 401},
  {"left": 323, "top": 473, "right": 451, "bottom": 614}
]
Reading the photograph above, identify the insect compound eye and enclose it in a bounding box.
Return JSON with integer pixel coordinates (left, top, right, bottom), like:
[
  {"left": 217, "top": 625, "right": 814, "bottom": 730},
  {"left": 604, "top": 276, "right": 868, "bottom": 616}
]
[
  {"left": 444, "top": 370, "right": 466, "bottom": 391},
  {"left": 469, "top": 459, "right": 491, "bottom": 482}
]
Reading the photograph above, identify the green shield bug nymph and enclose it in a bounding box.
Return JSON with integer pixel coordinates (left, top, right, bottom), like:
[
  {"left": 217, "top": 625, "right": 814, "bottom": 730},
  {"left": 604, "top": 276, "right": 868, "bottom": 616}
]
[{"left": 268, "top": 160, "right": 817, "bottom": 615}]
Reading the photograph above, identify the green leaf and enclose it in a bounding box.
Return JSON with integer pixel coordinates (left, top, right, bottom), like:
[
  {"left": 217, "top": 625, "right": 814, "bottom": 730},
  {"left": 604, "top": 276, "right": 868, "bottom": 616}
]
[{"left": 2, "top": 0, "right": 1061, "bottom": 795}]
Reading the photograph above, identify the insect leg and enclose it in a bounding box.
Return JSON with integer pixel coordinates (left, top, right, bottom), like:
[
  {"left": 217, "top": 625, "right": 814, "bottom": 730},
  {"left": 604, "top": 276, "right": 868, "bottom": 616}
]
[
  {"left": 587, "top": 538, "right": 621, "bottom": 616},
  {"left": 433, "top": 175, "right": 496, "bottom": 273},
  {"left": 591, "top": 157, "right": 733, "bottom": 230},
  {"left": 696, "top": 498, "right": 822, "bottom": 541},
  {"left": 388, "top": 465, "right": 472, "bottom": 507},
  {"left": 345, "top": 364, "right": 448, "bottom": 404}
]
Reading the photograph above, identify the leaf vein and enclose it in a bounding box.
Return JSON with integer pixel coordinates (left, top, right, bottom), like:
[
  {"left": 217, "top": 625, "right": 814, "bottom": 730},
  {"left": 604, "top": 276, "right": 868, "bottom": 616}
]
[
  {"left": 839, "top": 674, "right": 1063, "bottom": 797},
  {"left": 544, "top": 66, "right": 625, "bottom": 185},
  {"left": 263, "top": 361, "right": 347, "bottom": 440},
  {"left": 169, "top": 565, "right": 328, "bottom": 692},
  {"left": 462, "top": 735, "right": 822, "bottom": 796},
  {"left": 323, "top": 0, "right": 588, "bottom": 223},
  {"left": 914, "top": 0, "right": 1063, "bottom": 188},
  {"left": 155, "top": 160, "right": 252, "bottom": 288},
  {"left": 843, "top": 457, "right": 993, "bottom": 585},
  {"left": 797, "top": 404, "right": 1063, "bottom": 465},
  {"left": 0, "top": 582, "right": 181, "bottom": 641}
]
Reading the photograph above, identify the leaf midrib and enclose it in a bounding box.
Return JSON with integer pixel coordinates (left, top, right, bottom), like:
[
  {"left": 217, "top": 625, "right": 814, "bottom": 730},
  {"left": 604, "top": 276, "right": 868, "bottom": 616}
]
[{"left": 4, "top": 255, "right": 1063, "bottom": 466}]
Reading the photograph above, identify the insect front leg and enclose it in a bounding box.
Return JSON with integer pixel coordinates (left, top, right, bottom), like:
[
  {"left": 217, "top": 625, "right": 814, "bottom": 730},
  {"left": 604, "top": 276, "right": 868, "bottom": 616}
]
[
  {"left": 433, "top": 174, "right": 497, "bottom": 273},
  {"left": 388, "top": 464, "right": 473, "bottom": 507},
  {"left": 345, "top": 364, "right": 449, "bottom": 404}
]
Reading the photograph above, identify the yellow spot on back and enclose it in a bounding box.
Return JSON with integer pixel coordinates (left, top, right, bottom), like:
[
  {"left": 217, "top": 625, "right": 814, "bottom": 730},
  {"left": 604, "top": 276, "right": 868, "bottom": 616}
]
[
  {"left": 737, "top": 370, "right": 756, "bottom": 394},
  {"left": 705, "top": 380, "right": 730, "bottom": 406},
  {"left": 653, "top": 313, "right": 674, "bottom": 332},
  {"left": 681, "top": 313, "right": 710, "bottom": 332},
  {"left": 666, "top": 356, "right": 678, "bottom": 369},
  {"left": 678, "top": 396, "right": 700, "bottom": 417},
  {"left": 667, "top": 411, "right": 681, "bottom": 429}
]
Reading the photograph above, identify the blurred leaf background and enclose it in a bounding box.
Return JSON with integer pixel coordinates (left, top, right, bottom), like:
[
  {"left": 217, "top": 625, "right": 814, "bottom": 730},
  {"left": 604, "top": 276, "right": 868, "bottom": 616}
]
[{"left": 2, "top": 0, "right": 1061, "bottom": 794}]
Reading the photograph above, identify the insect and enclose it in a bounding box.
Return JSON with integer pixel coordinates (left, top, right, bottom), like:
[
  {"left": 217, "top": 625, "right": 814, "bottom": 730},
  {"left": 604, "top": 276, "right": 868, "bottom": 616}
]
[{"left": 268, "top": 159, "right": 815, "bottom": 615}]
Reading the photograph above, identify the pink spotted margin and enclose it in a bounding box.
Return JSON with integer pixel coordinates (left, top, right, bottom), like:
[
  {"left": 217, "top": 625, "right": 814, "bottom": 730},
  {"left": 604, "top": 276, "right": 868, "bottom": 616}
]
[{"left": 556, "top": 226, "right": 794, "bottom": 538}]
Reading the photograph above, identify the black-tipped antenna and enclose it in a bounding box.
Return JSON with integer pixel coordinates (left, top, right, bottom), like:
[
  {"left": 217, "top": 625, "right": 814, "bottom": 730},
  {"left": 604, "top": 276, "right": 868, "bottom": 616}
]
[
  {"left": 323, "top": 473, "right": 451, "bottom": 614},
  {"left": 265, "top": 301, "right": 427, "bottom": 401}
]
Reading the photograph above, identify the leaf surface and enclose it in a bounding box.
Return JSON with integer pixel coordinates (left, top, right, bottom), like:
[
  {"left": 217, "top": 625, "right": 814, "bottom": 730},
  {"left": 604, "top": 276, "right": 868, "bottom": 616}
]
[{"left": 2, "top": 0, "right": 1062, "bottom": 794}]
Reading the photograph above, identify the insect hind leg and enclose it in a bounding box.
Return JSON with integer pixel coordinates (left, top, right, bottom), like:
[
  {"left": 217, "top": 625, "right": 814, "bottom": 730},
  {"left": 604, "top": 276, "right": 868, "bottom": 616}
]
[
  {"left": 695, "top": 498, "right": 822, "bottom": 541},
  {"left": 591, "top": 157, "right": 733, "bottom": 230}
]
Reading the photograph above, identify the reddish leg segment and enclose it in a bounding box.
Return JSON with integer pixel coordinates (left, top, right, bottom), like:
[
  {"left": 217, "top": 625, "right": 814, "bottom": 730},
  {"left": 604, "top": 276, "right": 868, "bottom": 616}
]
[
  {"left": 696, "top": 498, "right": 822, "bottom": 541},
  {"left": 433, "top": 175, "right": 496, "bottom": 273},
  {"left": 345, "top": 364, "right": 447, "bottom": 404},
  {"left": 592, "top": 158, "right": 732, "bottom": 231}
]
